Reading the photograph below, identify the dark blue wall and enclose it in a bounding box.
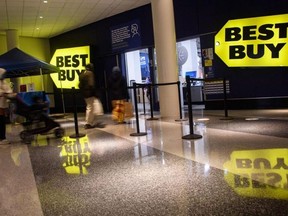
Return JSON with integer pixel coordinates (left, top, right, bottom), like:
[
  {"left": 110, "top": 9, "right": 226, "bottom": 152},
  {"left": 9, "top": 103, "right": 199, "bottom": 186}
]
[
  {"left": 50, "top": 0, "right": 288, "bottom": 111},
  {"left": 50, "top": 5, "right": 154, "bottom": 112},
  {"left": 50, "top": 5, "right": 153, "bottom": 56}
]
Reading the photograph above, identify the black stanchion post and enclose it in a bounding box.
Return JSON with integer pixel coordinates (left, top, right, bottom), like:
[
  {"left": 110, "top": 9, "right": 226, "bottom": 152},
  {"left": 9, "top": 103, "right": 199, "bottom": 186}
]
[
  {"left": 141, "top": 87, "right": 146, "bottom": 115},
  {"left": 175, "top": 81, "right": 187, "bottom": 122},
  {"left": 70, "top": 87, "right": 85, "bottom": 138},
  {"left": 182, "top": 76, "right": 202, "bottom": 140},
  {"left": 147, "top": 83, "right": 159, "bottom": 121},
  {"left": 220, "top": 78, "right": 233, "bottom": 120},
  {"left": 130, "top": 83, "right": 147, "bottom": 137}
]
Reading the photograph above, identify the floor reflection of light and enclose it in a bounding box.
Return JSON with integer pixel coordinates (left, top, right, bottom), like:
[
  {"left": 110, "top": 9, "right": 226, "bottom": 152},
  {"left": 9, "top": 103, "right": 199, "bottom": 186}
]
[
  {"left": 60, "top": 121, "right": 76, "bottom": 128},
  {"left": 161, "top": 152, "right": 166, "bottom": 165},
  {"left": 204, "top": 163, "right": 210, "bottom": 173},
  {"left": 196, "top": 118, "right": 210, "bottom": 121},
  {"left": 245, "top": 118, "right": 260, "bottom": 121},
  {"left": 160, "top": 140, "right": 164, "bottom": 151}
]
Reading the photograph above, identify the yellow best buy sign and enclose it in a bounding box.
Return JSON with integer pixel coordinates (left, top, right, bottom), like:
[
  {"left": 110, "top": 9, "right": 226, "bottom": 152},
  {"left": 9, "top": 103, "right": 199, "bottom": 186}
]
[
  {"left": 215, "top": 14, "right": 288, "bottom": 67},
  {"left": 50, "top": 46, "right": 90, "bottom": 89},
  {"left": 223, "top": 149, "right": 288, "bottom": 199}
]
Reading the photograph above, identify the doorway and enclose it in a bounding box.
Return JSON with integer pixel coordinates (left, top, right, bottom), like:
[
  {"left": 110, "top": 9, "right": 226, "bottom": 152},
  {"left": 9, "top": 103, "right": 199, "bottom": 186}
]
[{"left": 124, "top": 48, "right": 157, "bottom": 113}]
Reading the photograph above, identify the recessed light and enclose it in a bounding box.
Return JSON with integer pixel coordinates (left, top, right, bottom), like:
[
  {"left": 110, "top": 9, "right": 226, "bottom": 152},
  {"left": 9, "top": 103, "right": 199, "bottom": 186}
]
[
  {"left": 39, "top": 16, "right": 43, "bottom": 19},
  {"left": 43, "top": 1, "right": 48, "bottom": 3}
]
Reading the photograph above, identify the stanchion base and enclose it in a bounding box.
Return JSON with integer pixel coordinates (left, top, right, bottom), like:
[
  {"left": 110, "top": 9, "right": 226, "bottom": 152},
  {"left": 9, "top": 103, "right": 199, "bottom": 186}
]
[
  {"left": 69, "top": 133, "right": 86, "bottom": 138},
  {"left": 130, "top": 132, "right": 147, "bottom": 136},
  {"left": 182, "top": 134, "right": 202, "bottom": 140},
  {"left": 175, "top": 118, "right": 188, "bottom": 122},
  {"left": 147, "top": 117, "right": 159, "bottom": 121},
  {"left": 220, "top": 117, "right": 233, "bottom": 120}
]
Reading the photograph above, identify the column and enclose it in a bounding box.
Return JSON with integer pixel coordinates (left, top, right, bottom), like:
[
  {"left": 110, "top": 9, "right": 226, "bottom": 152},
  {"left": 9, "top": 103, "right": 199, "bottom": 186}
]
[
  {"left": 6, "top": 29, "right": 20, "bottom": 92},
  {"left": 6, "top": 29, "right": 19, "bottom": 50},
  {"left": 151, "top": 0, "right": 179, "bottom": 118}
]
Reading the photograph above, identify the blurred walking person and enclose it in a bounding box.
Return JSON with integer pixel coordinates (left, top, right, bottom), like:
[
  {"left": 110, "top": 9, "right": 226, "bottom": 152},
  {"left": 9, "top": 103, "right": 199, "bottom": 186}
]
[
  {"left": 108, "top": 66, "right": 129, "bottom": 124},
  {"left": 79, "top": 63, "right": 104, "bottom": 129},
  {"left": 0, "top": 68, "right": 13, "bottom": 144}
]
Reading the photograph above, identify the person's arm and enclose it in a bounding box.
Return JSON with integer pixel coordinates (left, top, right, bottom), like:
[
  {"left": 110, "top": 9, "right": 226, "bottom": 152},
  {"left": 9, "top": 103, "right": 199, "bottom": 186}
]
[{"left": 0, "top": 81, "right": 13, "bottom": 96}]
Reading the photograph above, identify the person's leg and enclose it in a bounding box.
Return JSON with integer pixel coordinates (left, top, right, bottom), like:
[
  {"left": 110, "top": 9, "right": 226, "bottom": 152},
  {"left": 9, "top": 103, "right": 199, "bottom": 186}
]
[
  {"left": 41, "top": 113, "right": 59, "bottom": 130},
  {"left": 92, "top": 97, "right": 105, "bottom": 128},
  {"left": 112, "top": 100, "right": 125, "bottom": 123},
  {"left": 84, "top": 97, "right": 94, "bottom": 127},
  {"left": 118, "top": 100, "right": 125, "bottom": 123},
  {"left": 111, "top": 100, "right": 118, "bottom": 122}
]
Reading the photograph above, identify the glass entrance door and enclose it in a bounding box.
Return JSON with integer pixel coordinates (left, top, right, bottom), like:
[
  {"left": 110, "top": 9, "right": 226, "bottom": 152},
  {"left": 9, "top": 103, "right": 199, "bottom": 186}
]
[{"left": 124, "top": 48, "right": 154, "bottom": 112}]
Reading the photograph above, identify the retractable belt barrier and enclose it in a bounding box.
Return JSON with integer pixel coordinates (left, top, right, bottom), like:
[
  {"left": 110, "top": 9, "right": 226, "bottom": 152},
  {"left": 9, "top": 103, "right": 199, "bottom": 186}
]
[
  {"left": 197, "top": 77, "right": 232, "bottom": 120},
  {"left": 128, "top": 81, "right": 186, "bottom": 137},
  {"left": 182, "top": 76, "right": 233, "bottom": 139},
  {"left": 70, "top": 87, "right": 85, "bottom": 138},
  {"left": 46, "top": 77, "right": 230, "bottom": 139},
  {"left": 129, "top": 83, "right": 147, "bottom": 136},
  {"left": 182, "top": 76, "right": 202, "bottom": 140}
]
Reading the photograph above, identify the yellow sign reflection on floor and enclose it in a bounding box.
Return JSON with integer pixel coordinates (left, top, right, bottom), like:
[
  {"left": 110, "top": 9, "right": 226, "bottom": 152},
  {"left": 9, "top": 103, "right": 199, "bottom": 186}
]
[
  {"left": 59, "top": 135, "right": 91, "bottom": 175},
  {"left": 223, "top": 148, "right": 288, "bottom": 199}
]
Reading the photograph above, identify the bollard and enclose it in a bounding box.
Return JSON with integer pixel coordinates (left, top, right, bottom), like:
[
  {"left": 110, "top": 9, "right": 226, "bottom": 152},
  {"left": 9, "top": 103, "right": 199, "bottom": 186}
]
[
  {"left": 130, "top": 83, "right": 147, "bottom": 136},
  {"left": 182, "top": 76, "right": 202, "bottom": 140},
  {"left": 147, "top": 83, "right": 159, "bottom": 121},
  {"left": 220, "top": 78, "right": 233, "bottom": 120},
  {"left": 70, "top": 87, "right": 85, "bottom": 138},
  {"left": 141, "top": 87, "right": 147, "bottom": 115},
  {"left": 175, "top": 81, "right": 187, "bottom": 122}
]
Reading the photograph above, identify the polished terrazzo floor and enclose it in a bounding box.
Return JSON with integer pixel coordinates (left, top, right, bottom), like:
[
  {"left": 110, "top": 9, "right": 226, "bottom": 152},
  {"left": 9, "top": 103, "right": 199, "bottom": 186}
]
[{"left": 0, "top": 108, "right": 287, "bottom": 216}]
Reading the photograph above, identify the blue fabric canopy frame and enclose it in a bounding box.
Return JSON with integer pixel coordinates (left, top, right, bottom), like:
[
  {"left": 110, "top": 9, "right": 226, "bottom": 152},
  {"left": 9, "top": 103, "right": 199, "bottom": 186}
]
[{"left": 0, "top": 47, "right": 59, "bottom": 78}]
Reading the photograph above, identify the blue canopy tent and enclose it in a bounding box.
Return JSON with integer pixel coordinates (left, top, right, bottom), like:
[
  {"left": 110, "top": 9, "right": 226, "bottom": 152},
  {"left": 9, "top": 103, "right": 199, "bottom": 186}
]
[
  {"left": 0, "top": 47, "right": 59, "bottom": 79},
  {"left": 0, "top": 47, "right": 59, "bottom": 91},
  {"left": 0, "top": 48, "right": 63, "bottom": 114}
]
